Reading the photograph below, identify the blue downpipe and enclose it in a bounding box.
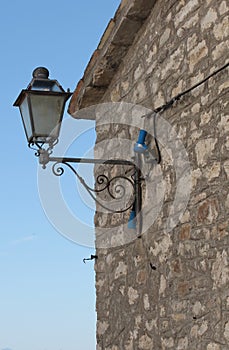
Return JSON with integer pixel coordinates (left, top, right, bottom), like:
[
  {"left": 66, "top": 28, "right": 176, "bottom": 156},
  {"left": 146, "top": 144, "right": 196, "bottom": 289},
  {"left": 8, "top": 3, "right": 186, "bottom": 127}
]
[
  {"left": 128, "top": 208, "right": 136, "bottom": 229},
  {"left": 128, "top": 130, "right": 145, "bottom": 230},
  {"left": 134, "top": 129, "right": 148, "bottom": 153}
]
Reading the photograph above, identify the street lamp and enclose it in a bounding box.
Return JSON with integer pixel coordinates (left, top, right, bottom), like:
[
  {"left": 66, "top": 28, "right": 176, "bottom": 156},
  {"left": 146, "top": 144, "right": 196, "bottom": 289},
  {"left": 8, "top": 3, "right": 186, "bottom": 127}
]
[
  {"left": 14, "top": 67, "right": 142, "bottom": 230},
  {"left": 13, "top": 67, "right": 72, "bottom": 149}
]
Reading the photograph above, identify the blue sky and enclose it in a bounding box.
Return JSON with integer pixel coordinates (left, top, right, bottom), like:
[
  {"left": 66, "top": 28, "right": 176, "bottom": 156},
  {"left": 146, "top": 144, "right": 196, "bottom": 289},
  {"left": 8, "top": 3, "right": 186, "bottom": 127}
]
[{"left": 0, "top": 1, "right": 120, "bottom": 349}]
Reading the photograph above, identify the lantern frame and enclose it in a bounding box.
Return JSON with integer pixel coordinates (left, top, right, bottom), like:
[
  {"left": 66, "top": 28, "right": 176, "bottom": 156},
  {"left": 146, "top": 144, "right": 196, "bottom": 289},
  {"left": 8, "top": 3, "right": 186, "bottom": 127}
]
[{"left": 13, "top": 67, "right": 72, "bottom": 148}]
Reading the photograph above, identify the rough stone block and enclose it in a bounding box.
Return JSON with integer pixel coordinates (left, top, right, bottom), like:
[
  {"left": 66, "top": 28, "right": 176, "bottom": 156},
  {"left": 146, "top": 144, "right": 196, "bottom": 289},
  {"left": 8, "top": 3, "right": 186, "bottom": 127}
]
[
  {"left": 174, "top": 0, "right": 199, "bottom": 27},
  {"left": 197, "top": 199, "right": 218, "bottom": 224},
  {"left": 201, "top": 8, "right": 218, "bottom": 31},
  {"left": 219, "top": 0, "right": 229, "bottom": 15},
  {"left": 213, "top": 16, "right": 229, "bottom": 40},
  {"left": 189, "top": 40, "right": 208, "bottom": 73},
  {"left": 212, "top": 40, "right": 229, "bottom": 60},
  {"left": 195, "top": 138, "right": 217, "bottom": 165},
  {"left": 138, "top": 334, "right": 153, "bottom": 349},
  {"left": 211, "top": 250, "right": 229, "bottom": 289},
  {"left": 128, "top": 286, "right": 139, "bottom": 305}
]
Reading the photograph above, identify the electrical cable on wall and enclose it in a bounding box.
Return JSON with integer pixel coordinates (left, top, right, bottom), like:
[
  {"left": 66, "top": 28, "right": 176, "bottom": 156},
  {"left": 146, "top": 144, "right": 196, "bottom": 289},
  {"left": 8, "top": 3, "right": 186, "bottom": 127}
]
[
  {"left": 138, "top": 61, "right": 228, "bottom": 187},
  {"left": 142, "top": 61, "right": 229, "bottom": 118}
]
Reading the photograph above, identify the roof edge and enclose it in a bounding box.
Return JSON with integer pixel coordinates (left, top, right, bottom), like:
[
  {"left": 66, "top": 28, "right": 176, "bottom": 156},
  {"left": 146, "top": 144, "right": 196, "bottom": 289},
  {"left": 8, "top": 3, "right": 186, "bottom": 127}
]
[{"left": 68, "top": 0, "right": 156, "bottom": 119}]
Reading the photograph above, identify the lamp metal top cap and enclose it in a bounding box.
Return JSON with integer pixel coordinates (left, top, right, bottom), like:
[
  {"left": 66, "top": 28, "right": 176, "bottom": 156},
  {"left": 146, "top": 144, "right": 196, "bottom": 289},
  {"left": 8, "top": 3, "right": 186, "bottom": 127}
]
[{"left": 33, "top": 67, "right": 49, "bottom": 79}]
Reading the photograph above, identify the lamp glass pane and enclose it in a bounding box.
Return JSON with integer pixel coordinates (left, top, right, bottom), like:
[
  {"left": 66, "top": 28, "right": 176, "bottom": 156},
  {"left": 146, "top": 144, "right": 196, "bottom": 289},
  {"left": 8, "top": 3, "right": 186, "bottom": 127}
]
[
  {"left": 30, "top": 94, "right": 66, "bottom": 141},
  {"left": 19, "top": 96, "right": 33, "bottom": 141},
  {"left": 31, "top": 80, "right": 62, "bottom": 92}
]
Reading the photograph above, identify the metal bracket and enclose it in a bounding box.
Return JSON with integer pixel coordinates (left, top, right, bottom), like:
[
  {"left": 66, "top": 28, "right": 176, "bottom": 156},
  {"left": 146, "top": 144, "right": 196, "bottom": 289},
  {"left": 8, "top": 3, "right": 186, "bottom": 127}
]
[
  {"left": 37, "top": 150, "right": 142, "bottom": 216},
  {"left": 144, "top": 148, "right": 160, "bottom": 164}
]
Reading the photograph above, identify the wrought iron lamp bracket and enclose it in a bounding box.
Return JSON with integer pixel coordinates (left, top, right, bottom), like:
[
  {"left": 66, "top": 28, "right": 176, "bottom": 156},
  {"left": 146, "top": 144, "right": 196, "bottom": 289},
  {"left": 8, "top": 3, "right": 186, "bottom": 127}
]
[{"left": 37, "top": 149, "right": 140, "bottom": 215}]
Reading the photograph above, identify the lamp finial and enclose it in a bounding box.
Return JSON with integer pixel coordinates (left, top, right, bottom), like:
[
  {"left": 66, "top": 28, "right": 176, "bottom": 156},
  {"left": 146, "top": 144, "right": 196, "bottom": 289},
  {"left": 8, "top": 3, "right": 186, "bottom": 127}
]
[{"left": 33, "top": 67, "right": 49, "bottom": 79}]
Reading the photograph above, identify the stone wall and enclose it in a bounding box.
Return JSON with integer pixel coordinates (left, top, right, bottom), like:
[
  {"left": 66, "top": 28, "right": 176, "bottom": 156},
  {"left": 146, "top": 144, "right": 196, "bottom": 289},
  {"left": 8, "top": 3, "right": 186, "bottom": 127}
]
[{"left": 94, "top": 0, "right": 229, "bottom": 349}]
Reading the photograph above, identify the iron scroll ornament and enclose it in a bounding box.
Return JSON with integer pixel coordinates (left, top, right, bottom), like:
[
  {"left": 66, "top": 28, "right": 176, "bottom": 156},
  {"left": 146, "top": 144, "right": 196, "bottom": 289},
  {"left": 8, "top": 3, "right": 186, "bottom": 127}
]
[
  {"left": 38, "top": 150, "right": 139, "bottom": 214},
  {"left": 52, "top": 160, "right": 135, "bottom": 213}
]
